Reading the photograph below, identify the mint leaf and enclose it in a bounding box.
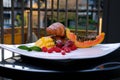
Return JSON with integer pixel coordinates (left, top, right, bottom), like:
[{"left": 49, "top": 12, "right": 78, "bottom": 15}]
[
  {"left": 30, "top": 46, "right": 41, "bottom": 52},
  {"left": 18, "top": 45, "right": 32, "bottom": 51}
]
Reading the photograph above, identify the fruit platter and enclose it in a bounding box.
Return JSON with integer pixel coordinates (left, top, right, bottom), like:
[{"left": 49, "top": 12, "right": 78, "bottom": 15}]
[
  {"left": 0, "top": 22, "right": 120, "bottom": 59},
  {"left": 0, "top": 22, "right": 120, "bottom": 70},
  {"left": 17, "top": 22, "right": 106, "bottom": 56}
]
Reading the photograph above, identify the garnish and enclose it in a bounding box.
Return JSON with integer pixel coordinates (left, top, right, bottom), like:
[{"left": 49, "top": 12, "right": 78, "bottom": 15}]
[
  {"left": 18, "top": 45, "right": 41, "bottom": 52},
  {"left": 29, "top": 46, "right": 41, "bottom": 51},
  {"left": 18, "top": 45, "right": 32, "bottom": 51}
]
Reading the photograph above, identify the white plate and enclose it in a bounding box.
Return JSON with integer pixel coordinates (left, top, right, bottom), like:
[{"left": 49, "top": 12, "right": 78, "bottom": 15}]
[{"left": 0, "top": 43, "right": 120, "bottom": 60}]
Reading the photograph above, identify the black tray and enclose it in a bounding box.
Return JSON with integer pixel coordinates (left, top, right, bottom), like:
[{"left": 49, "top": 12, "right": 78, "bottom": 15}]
[{"left": 0, "top": 52, "right": 120, "bottom": 80}]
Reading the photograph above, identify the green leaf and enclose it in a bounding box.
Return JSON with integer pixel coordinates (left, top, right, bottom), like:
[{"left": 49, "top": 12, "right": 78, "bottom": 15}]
[
  {"left": 18, "top": 45, "right": 32, "bottom": 51},
  {"left": 30, "top": 46, "right": 41, "bottom": 52}
]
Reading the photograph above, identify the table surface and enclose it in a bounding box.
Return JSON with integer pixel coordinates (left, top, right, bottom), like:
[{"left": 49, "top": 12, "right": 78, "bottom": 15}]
[{"left": 0, "top": 48, "right": 119, "bottom": 80}]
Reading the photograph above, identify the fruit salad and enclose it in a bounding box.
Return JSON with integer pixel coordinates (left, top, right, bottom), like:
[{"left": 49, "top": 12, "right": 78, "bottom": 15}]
[{"left": 18, "top": 22, "right": 105, "bottom": 55}]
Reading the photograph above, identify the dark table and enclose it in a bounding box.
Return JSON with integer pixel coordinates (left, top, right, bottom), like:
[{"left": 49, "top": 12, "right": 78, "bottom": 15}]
[{"left": 0, "top": 49, "right": 120, "bottom": 80}]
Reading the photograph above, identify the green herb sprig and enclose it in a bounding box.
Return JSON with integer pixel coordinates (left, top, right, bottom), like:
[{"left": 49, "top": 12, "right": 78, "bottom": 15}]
[{"left": 18, "top": 45, "right": 41, "bottom": 52}]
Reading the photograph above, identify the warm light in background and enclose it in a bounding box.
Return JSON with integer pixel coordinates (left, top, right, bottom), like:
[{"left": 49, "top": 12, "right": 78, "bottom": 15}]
[{"left": 99, "top": 17, "right": 102, "bottom": 34}]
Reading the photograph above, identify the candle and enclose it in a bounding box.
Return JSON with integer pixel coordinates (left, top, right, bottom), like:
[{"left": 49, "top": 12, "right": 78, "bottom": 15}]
[{"left": 99, "top": 17, "right": 102, "bottom": 34}]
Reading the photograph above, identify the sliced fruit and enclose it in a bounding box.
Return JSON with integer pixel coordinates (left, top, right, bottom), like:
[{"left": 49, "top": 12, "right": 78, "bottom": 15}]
[
  {"left": 66, "top": 28, "right": 77, "bottom": 42},
  {"left": 66, "top": 28, "right": 105, "bottom": 48},
  {"left": 75, "top": 32, "right": 105, "bottom": 48},
  {"left": 35, "top": 36, "right": 55, "bottom": 48}
]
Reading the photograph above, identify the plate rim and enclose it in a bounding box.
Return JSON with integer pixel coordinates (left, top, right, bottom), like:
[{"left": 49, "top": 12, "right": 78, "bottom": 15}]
[{"left": 0, "top": 43, "right": 120, "bottom": 60}]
